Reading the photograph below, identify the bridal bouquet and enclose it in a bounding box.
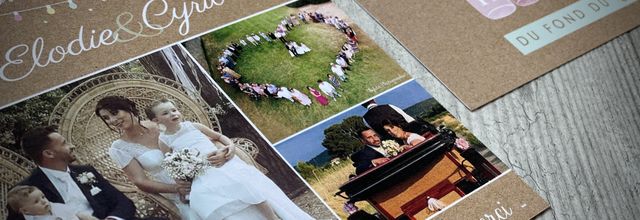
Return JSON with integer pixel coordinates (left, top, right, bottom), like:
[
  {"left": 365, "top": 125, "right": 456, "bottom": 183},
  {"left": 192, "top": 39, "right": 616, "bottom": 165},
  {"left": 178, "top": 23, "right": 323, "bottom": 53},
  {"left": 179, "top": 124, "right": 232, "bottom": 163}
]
[
  {"left": 381, "top": 140, "right": 402, "bottom": 157},
  {"left": 162, "top": 148, "right": 209, "bottom": 181}
]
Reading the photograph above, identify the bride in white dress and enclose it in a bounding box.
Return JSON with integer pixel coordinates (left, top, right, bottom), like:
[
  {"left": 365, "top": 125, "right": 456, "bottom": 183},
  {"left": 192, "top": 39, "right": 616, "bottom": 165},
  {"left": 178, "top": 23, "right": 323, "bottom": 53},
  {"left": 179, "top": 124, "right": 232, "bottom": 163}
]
[
  {"left": 109, "top": 139, "right": 201, "bottom": 219},
  {"left": 95, "top": 96, "right": 201, "bottom": 219},
  {"left": 96, "top": 96, "right": 314, "bottom": 220},
  {"left": 148, "top": 99, "right": 315, "bottom": 220},
  {"left": 383, "top": 121, "right": 426, "bottom": 148}
]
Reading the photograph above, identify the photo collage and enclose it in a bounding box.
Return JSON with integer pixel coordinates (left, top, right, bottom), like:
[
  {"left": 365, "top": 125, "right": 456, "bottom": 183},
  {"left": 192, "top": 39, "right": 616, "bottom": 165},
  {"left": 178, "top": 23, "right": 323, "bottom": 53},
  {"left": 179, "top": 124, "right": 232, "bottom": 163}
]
[{"left": 1, "top": 1, "right": 508, "bottom": 220}]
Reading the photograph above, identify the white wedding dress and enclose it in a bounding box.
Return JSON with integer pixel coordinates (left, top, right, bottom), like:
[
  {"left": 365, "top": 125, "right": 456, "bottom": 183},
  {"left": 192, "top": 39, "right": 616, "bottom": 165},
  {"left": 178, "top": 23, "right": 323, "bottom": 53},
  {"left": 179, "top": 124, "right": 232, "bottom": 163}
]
[
  {"left": 109, "top": 140, "right": 201, "bottom": 220},
  {"left": 159, "top": 121, "right": 315, "bottom": 220}
]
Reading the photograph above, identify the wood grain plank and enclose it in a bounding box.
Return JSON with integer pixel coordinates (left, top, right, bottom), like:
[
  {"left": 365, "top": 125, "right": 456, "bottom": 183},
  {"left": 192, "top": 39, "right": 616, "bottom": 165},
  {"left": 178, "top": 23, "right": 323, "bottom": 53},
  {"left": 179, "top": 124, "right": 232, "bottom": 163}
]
[{"left": 334, "top": 0, "right": 640, "bottom": 219}]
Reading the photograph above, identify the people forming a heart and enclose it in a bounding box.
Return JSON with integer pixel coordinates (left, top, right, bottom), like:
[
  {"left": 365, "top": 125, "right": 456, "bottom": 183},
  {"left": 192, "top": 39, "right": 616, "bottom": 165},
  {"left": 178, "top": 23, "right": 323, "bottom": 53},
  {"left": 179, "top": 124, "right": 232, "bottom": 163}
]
[{"left": 215, "top": 10, "right": 360, "bottom": 107}]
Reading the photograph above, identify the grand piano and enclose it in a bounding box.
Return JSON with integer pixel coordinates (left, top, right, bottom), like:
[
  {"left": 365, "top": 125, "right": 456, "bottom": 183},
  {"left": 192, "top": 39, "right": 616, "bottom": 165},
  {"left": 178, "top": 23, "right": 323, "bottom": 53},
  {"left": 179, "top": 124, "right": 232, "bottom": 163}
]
[{"left": 336, "top": 130, "right": 500, "bottom": 220}]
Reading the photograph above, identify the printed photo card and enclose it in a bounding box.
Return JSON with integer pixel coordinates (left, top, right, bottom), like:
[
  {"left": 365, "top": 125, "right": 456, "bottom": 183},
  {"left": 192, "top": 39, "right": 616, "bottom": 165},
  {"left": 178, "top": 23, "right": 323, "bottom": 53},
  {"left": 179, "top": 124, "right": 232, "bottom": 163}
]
[
  {"left": 1, "top": 0, "right": 550, "bottom": 219},
  {"left": 184, "top": 1, "right": 549, "bottom": 220},
  {"left": 0, "top": 45, "right": 335, "bottom": 219},
  {"left": 193, "top": 2, "right": 410, "bottom": 143},
  {"left": 272, "top": 80, "right": 547, "bottom": 220}
]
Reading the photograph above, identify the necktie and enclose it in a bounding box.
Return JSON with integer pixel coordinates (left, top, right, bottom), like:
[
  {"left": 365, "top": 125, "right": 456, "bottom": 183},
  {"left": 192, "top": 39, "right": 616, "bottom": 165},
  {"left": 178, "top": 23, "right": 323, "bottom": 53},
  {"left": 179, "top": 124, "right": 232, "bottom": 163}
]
[
  {"left": 57, "top": 174, "right": 74, "bottom": 200},
  {"left": 57, "top": 172, "right": 90, "bottom": 214}
]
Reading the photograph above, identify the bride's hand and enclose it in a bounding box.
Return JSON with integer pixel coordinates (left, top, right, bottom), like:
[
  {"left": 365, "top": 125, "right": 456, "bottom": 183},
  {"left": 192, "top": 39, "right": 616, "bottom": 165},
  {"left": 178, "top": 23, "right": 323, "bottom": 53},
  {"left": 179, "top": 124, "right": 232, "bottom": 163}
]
[
  {"left": 223, "top": 144, "right": 236, "bottom": 160},
  {"left": 207, "top": 150, "right": 227, "bottom": 167},
  {"left": 175, "top": 180, "right": 191, "bottom": 195},
  {"left": 178, "top": 193, "right": 189, "bottom": 204}
]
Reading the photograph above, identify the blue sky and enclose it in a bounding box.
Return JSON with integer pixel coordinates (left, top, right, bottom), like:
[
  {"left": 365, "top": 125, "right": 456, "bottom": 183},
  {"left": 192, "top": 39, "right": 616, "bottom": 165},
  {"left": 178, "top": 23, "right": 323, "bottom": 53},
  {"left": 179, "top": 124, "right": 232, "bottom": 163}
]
[{"left": 274, "top": 80, "right": 433, "bottom": 165}]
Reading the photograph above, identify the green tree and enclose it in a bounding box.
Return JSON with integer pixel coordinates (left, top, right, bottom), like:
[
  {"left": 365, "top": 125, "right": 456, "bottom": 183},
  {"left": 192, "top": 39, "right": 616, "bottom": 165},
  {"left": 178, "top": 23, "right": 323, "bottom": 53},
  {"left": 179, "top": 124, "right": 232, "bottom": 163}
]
[
  {"left": 295, "top": 161, "right": 319, "bottom": 180},
  {"left": 321, "top": 116, "right": 368, "bottom": 158},
  {"left": 0, "top": 89, "right": 66, "bottom": 153}
]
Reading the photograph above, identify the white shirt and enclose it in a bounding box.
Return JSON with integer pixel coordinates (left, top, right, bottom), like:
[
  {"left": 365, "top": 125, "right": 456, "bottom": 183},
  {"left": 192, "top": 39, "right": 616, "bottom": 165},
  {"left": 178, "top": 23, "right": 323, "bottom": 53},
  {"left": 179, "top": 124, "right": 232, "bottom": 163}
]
[
  {"left": 331, "top": 65, "right": 345, "bottom": 76},
  {"left": 318, "top": 82, "right": 336, "bottom": 95},
  {"left": 277, "top": 87, "right": 294, "bottom": 101},
  {"left": 406, "top": 133, "right": 426, "bottom": 145},
  {"left": 368, "top": 145, "right": 388, "bottom": 158},
  {"left": 39, "top": 167, "right": 93, "bottom": 217}
]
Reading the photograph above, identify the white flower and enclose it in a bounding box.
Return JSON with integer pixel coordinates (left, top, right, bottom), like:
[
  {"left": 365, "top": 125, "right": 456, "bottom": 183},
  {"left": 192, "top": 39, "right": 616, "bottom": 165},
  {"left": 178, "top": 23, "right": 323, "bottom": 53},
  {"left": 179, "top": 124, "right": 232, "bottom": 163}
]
[
  {"left": 77, "top": 172, "right": 97, "bottom": 184},
  {"left": 162, "top": 148, "right": 210, "bottom": 181},
  {"left": 381, "top": 140, "right": 401, "bottom": 157}
]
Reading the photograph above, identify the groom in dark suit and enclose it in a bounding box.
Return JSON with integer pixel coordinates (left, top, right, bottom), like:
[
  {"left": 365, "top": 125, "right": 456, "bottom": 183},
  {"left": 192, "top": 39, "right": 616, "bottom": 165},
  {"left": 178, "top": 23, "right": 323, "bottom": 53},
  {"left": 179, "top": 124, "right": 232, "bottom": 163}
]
[
  {"left": 7, "top": 125, "right": 136, "bottom": 220},
  {"left": 350, "top": 128, "right": 391, "bottom": 175}
]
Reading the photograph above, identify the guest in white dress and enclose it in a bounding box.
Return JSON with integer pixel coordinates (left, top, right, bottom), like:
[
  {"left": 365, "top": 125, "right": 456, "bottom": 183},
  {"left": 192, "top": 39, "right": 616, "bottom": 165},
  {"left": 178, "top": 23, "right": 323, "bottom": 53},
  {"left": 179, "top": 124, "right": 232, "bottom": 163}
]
[
  {"left": 318, "top": 80, "right": 341, "bottom": 101},
  {"left": 246, "top": 35, "right": 258, "bottom": 46},
  {"left": 95, "top": 96, "right": 204, "bottom": 220},
  {"left": 330, "top": 63, "right": 347, "bottom": 81},
  {"left": 341, "top": 47, "right": 354, "bottom": 60},
  {"left": 290, "top": 88, "right": 312, "bottom": 106},
  {"left": 251, "top": 33, "right": 262, "bottom": 44},
  {"left": 335, "top": 56, "right": 351, "bottom": 71},
  {"left": 239, "top": 39, "right": 248, "bottom": 46},
  {"left": 259, "top": 32, "right": 272, "bottom": 42},
  {"left": 293, "top": 42, "right": 311, "bottom": 55},
  {"left": 277, "top": 87, "right": 295, "bottom": 102},
  {"left": 147, "top": 99, "right": 315, "bottom": 220},
  {"left": 293, "top": 42, "right": 305, "bottom": 55}
]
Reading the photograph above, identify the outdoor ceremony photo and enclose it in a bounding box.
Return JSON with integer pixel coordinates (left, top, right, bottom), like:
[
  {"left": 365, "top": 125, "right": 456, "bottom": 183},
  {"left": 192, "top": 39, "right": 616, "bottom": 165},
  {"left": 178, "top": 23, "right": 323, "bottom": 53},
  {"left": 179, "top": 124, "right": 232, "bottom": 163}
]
[
  {"left": 187, "top": 0, "right": 411, "bottom": 143},
  {"left": 0, "top": 45, "right": 335, "bottom": 220},
  {"left": 275, "top": 80, "right": 509, "bottom": 220}
]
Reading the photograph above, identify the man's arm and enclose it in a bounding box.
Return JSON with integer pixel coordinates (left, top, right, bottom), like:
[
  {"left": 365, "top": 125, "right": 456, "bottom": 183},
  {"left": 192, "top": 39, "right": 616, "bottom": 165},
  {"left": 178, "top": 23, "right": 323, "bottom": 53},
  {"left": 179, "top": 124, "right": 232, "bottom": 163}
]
[{"left": 192, "top": 122, "right": 236, "bottom": 167}]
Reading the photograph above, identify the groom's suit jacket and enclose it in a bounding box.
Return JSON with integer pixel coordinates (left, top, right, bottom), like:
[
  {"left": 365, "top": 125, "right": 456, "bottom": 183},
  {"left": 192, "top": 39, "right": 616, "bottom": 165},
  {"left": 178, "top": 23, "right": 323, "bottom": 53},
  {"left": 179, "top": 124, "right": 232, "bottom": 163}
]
[
  {"left": 350, "top": 146, "right": 386, "bottom": 175},
  {"left": 7, "top": 165, "right": 136, "bottom": 220}
]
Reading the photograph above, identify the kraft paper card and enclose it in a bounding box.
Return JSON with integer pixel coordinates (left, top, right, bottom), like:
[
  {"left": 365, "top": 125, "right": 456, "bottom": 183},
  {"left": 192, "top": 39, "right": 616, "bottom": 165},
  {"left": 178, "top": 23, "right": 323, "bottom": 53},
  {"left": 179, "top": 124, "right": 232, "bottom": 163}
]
[
  {"left": 356, "top": 0, "right": 640, "bottom": 110},
  {"left": 0, "top": 0, "right": 289, "bottom": 108}
]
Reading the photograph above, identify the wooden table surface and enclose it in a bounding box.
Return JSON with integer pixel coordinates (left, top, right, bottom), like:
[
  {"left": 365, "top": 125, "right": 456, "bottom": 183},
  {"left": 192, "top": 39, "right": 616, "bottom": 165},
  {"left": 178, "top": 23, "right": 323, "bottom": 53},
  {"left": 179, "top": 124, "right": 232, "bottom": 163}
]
[{"left": 334, "top": 0, "right": 640, "bottom": 219}]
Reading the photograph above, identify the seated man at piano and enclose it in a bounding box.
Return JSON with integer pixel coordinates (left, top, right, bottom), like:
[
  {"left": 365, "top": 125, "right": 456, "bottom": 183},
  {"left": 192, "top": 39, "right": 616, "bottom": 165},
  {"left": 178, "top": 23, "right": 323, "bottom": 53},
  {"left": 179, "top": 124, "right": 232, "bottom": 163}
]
[{"left": 350, "top": 128, "right": 393, "bottom": 175}]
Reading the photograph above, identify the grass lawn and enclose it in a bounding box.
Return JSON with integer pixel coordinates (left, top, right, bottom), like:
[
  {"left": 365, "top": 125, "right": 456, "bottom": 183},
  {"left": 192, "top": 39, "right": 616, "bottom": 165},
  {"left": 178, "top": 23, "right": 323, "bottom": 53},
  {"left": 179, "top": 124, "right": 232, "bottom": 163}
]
[
  {"left": 305, "top": 159, "right": 377, "bottom": 219},
  {"left": 201, "top": 6, "right": 410, "bottom": 142}
]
